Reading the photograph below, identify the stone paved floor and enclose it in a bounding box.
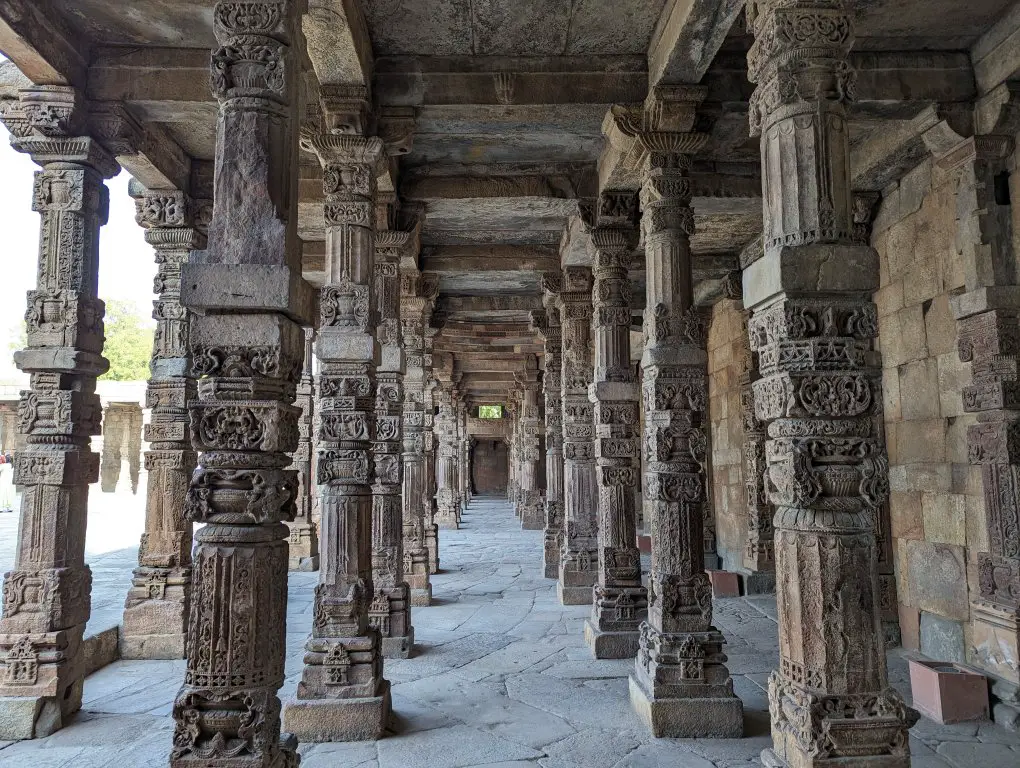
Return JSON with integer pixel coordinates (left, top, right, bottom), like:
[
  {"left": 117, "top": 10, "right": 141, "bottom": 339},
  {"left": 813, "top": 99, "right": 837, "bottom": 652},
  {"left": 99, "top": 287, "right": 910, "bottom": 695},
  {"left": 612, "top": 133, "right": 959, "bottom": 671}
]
[{"left": 2, "top": 496, "right": 1020, "bottom": 766}]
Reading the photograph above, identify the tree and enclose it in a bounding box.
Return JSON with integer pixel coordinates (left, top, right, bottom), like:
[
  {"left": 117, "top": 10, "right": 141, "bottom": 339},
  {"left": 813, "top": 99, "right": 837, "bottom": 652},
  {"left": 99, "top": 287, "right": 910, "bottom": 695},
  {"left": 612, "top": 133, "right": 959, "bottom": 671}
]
[
  {"left": 101, "top": 299, "right": 153, "bottom": 381},
  {"left": 478, "top": 405, "right": 503, "bottom": 419}
]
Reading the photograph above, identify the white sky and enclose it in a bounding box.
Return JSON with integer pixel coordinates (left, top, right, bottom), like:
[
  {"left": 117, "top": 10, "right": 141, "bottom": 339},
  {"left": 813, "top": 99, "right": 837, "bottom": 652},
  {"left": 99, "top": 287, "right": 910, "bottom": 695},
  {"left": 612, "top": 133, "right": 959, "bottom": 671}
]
[{"left": 0, "top": 123, "right": 156, "bottom": 382}]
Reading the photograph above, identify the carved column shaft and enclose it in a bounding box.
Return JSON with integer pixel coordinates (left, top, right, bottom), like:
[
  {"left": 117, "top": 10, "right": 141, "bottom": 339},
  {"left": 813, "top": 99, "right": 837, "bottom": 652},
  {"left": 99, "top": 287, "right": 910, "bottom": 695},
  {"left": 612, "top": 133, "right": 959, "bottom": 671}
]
[
  {"left": 584, "top": 194, "right": 646, "bottom": 660},
  {"left": 624, "top": 90, "right": 742, "bottom": 735},
  {"left": 0, "top": 85, "right": 117, "bottom": 740},
  {"left": 170, "top": 2, "right": 307, "bottom": 765},
  {"left": 422, "top": 337, "right": 440, "bottom": 573},
  {"left": 558, "top": 267, "right": 598, "bottom": 605},
  {"left": 536, "top": 288, "right": 565, "bottom": 578},
  {"left": 287, "top": 327, "right": 320, "bottom": 571},
  {"left": 401, "top": 272, "right": 437, "bottom": 607},
  {"left": 745, "top": 2, "right": 917, "bottom": 765},
  {"left": 121, "top": 187, "right": 204, "bottom": 659},
  {"left": 370, "top": 233, "right": 412, "bottom": 657},
  {"left": 517, "top": 369, "right": 544, "bottom": 530},
  {"left": 286, "top": 118, "right": 391, "bottom": 739},
  {"left": 435, "top": 384, "right": 460, "bottom": 529}
]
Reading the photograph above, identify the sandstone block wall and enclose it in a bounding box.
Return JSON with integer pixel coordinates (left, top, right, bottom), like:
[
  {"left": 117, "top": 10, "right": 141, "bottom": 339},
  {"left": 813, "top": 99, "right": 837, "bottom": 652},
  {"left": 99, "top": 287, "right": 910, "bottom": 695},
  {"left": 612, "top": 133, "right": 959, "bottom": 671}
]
[
  {"left": 473, "top": 439, "right": 508, "bottom": 494},
  {"left": 873, "top": 158, "right": 987, "bottom": 661},
  {"left": 708, "top": 298, "right": 749, "bottom": 573}
]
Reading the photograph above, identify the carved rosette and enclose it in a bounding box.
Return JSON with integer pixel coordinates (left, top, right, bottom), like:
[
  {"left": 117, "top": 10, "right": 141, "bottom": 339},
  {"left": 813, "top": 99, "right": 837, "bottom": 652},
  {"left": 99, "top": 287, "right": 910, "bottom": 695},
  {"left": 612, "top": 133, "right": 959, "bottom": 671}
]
[
  {"left": 122, "top": 187, "right": 206, "bottom": 659},
  {"left": 0, "top": 85, "right": 117, "bottom": 728},
  {"left": 746, "top": 4, "right": 917, "bottom": 763},
  {"left": 557, "top": 267, "right": 600, "bottom": 604}
]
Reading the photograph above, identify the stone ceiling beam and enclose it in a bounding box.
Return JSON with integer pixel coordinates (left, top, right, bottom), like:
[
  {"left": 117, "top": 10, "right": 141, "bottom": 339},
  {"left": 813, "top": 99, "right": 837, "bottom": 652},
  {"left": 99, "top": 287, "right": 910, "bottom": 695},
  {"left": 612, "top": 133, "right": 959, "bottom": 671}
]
[
  {"left": 648, "top": 0, "right": 746, "bottom": 86},
  {"left": 302, "top": 0, "right": 372, "bottom": 87},
  {"left": 87, "top": 47, "right": 215, "bottom": 124},
  {"left": 423, "top": 246, "right": 560, "bottom": 274},
  {"left": 437, "top": 296, "right": 544, "bottom": 314},
  {"left": 455, "top": 359, "right": 530, "bottom": 374},
  {"left": 971, "top": 2, "right": 1020, "bottom": 95},
  {"left": 374, "top": 56, "right": 648, "bottom": 107},
  {"left": 0, "top": 0, "right": 87, "bottom": 87}
]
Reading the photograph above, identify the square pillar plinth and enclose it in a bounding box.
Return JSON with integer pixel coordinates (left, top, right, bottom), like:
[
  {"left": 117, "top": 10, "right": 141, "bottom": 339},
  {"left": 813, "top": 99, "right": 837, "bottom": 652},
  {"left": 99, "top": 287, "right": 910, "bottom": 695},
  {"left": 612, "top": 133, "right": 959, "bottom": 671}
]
[
  {"left": 283, "top": 682, "right": 391, "bottom": 742},
  {"left": 629, "top": 676, "right": 743, "bottom": 738},
  {"left": 0, "top": 693, "right": 70, "bottom": 740},
  {"left": 584, "top": 617, "right": 640, "bottom": 659}
]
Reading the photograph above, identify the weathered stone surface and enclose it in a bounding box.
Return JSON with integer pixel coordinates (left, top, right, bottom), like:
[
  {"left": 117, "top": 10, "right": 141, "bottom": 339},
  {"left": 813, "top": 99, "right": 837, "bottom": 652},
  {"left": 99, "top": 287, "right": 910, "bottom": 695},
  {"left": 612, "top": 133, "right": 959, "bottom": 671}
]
[{"left": 919, "top": 611, "right": 966, "bottom": 663}]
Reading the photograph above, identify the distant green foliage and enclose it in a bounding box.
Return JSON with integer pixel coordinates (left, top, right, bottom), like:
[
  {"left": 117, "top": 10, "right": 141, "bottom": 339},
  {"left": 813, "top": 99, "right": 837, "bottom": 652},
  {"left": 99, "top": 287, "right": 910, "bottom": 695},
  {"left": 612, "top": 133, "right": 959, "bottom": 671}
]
[
  {"left": 100, "top": 299, "right": 153, "bottom": 381},
  {"left": 6, "top": 321, "right": 26, "bottom": 356},
  {"left": 478, "top": 405, "right": 503, "bottom": 419}
]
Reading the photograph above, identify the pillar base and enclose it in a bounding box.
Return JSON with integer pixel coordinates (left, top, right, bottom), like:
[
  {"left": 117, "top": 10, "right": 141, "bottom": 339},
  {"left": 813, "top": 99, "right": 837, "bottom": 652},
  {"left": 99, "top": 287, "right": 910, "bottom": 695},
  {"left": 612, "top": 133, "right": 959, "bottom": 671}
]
[
  {"left": 436, "top": 515, "right": 459, "bottom": 530},
  {"left": 0, "top": 694, "right": 67, "bottom": 740},
  {"left": 118, "top": 629, "right": 186, "bottom": 660},
  {"left": 629, "top": 675, "right": 743, "bottom": 738},
  {"left": 761, "top": 748, "right": 909, "bottom": 768},
  {"left": 584, "top": 619, "right": 640, "bottom": 659},
  {"left": 557, "top": 581, "right": 594, "bottom": 606},
  {"left": 172, "top": 735, "right": 299, "bottom": 768},
  {"left": 283, "top": 682, "right": 391, "bottom": 742},
  {"left": 410, "top": 585, "right": 432, "bottom": 607},
  {"left": 425, "top": 523, "right": 439, "bottom": 574},
  {"left": 737, "top": 568, "right": 776, "bottom": 595},
  {"left": 381, "top": 630, "right": 414, "bottom": 659}
]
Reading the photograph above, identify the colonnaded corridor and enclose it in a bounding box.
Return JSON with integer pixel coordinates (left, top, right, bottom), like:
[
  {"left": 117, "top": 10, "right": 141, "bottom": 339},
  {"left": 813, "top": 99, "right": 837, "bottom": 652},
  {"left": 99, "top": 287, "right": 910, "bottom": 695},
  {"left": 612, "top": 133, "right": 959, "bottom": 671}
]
[{"left": 0, "top": 497, "right": 1016, "bottom": 768}]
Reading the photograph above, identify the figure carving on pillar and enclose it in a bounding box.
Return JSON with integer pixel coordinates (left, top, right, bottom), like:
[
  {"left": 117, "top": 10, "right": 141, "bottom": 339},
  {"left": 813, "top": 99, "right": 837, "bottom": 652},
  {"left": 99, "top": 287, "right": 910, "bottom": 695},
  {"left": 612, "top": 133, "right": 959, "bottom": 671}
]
[
  {"left": 745, "top": 2, "right": 918, "bottom": 765},
  {"left": 288, "top": 327, "right": 320, "bottom": 571},
  {"left": 169, "top": 3, "right": 307, "bottom": 765},
  {"left": 615, "top": 86, "right": 743, "bottom": 736},
  {"left": 0, "top": 84, "right": 118, "bottom": 741},
  {"left": 121, "top": 185, "right": 204, "bottom": 660},
  {"left": 583, "top": 192, "right": 648, "bottom": 659},
  {"left": 558, "top": 266, "right": 599, "bottom": 605},
  {"left": 283, "top": 97, "right": 391, "bottom": 739}
]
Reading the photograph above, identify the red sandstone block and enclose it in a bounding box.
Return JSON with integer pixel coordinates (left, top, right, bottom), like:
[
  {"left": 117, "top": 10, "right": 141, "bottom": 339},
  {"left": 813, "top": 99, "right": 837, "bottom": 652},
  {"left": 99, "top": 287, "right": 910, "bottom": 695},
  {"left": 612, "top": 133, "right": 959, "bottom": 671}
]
[
  {"left": 637, "top": 534, "right": 652, "bottom": 554},
  {"left": 908, "top": 658, "right": 989, "bottom": 724},
  {"left": 707, "top": 569, "right": 741, "bottom": 598}
]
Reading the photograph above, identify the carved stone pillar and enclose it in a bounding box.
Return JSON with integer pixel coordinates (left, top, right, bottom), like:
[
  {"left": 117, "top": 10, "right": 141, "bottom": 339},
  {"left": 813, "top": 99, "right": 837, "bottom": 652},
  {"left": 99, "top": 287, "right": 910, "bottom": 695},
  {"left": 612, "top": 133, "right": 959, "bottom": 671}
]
[
  {"left": 169, "top": 3, "right": 307, "bottom": 765},
  {"left": 507, "top": 396, "right": 520, "bottom": 510},
  {"left": 435, "top": 384, "right": 460, "bottom": 529},
  {"left": 745, "top": 3, "right": 917, "bottom": 765},
  {"left": 621, "top": 87, "right": 742, "bottom": 736},
  {"left": 558, "top": 267, "right": 598, "bottom": 605},
  {"left": 288, "top": 327, "right": 320, "bottom": 571},
  {"left": 121, "top": 187, "right": 203, "bottom": 660},
  {"left": 422, "top": 360, "right": 440, "bottom": 573},
  {"left": 401, "top": 271, "right": 437, "bottom": 607},
  {"left": 535, "top": 283, "right": 565, "bottom": 578},
  {"left": 0, "top": 85, "right": 117, "bottom": 740},
  {"left": 517, "top": 364, "right": 544, "bottom": 530},
  {"left": 584, "top": 195, "right": 647, "bottom": 659},
  {"left": 283, "top": 116, "right": 391, "bottom": 739},
  {"left": 739, "top": 309, "right": 776, "bottom": 592},
  {"left": 370, "top": 231, "right": 412, "bottom": 658},
  {"left": 100, "top": 403, "right": 142, "bottom": 494},
  {"left": 457, "top": 399, "right": 470, "bottom": 518}
]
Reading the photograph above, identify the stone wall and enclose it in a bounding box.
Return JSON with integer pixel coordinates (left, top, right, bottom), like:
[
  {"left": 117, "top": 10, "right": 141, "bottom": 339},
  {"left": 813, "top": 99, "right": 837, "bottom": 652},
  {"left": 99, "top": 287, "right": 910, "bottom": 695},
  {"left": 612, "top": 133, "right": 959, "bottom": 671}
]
[
  {"left": 873, "top": 158, "right": 986, "bottom": 660},
  {"left": 708, "top": 298, "right": 749, "bottom": 572},
  {"left": 472, "top": 439, "right": 508, "bottom": 494}
]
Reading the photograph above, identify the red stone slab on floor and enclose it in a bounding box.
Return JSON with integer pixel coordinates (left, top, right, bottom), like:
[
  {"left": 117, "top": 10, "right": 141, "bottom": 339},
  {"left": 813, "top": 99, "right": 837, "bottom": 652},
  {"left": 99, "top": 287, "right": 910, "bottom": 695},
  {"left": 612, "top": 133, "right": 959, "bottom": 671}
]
[{"left": 707, "top": 570, "right": 741, "bottom": 598}]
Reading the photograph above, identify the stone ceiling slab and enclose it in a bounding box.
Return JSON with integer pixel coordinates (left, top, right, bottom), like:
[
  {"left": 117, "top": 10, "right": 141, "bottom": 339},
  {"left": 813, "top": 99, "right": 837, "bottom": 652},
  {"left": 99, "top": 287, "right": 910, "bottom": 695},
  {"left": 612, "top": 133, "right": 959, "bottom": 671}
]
[
  {"left": 855, "top": 0, "right": 1017, "bottom": 48},
  {"left": 566, "top": 0, "right": 670, "bottom": 55},
  {"left": 470, "top": 0, "right": 573, "bottom": 55},
  {"left": 363, "top": 0, "right": 473, "bottom": 56},
  {"left": 59, "top": 0, "right": 215, "bottom": 47}
]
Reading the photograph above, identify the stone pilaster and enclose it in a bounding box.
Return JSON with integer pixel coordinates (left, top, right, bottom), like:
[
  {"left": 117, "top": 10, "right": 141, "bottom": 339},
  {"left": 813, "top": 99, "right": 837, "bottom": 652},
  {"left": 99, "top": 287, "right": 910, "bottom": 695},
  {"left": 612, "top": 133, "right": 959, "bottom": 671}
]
[
  {"left": 435, "top": 381, "right": 460, "bottom": 529},
  {"left": 371, "top": 230, "right": 413, "bottom": 658},
  {"left": 288, "top": 327, "right": 320, "bottom": 571},
  {"left": 0, "top": 85, "right": 117, "bottom": 740},
  {"left": 456, "top": 399, "right": 470, "bottom": 519},
  {"left": 121, "top": 186, "right": 204, "bottom": 660},
  {"left": 558, "top": 267, "right": 598, "bottom": 605},
  {"left": 945, "top": 123, "right": 1020, "bottom": 717},
  {"left": 584, "top": 193, "right": 647, "bottom": 659},
  {"left": 516, "top": 362, "right": 544, "bottom": 530},
  {"left": 401, "top": 271, "right": 437, "bottom": 607},
  {"left": 620, "top": 87, "right": 742, "bottom": 736},
  {"left": 283, "top": 115, "right": 391, "bottom": 739},
  {"left": 535, "top": 281, "right": 565, "bottom": 578},
  {"left": 745, "top": 3, "right": 917, "bottom": 766}
]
